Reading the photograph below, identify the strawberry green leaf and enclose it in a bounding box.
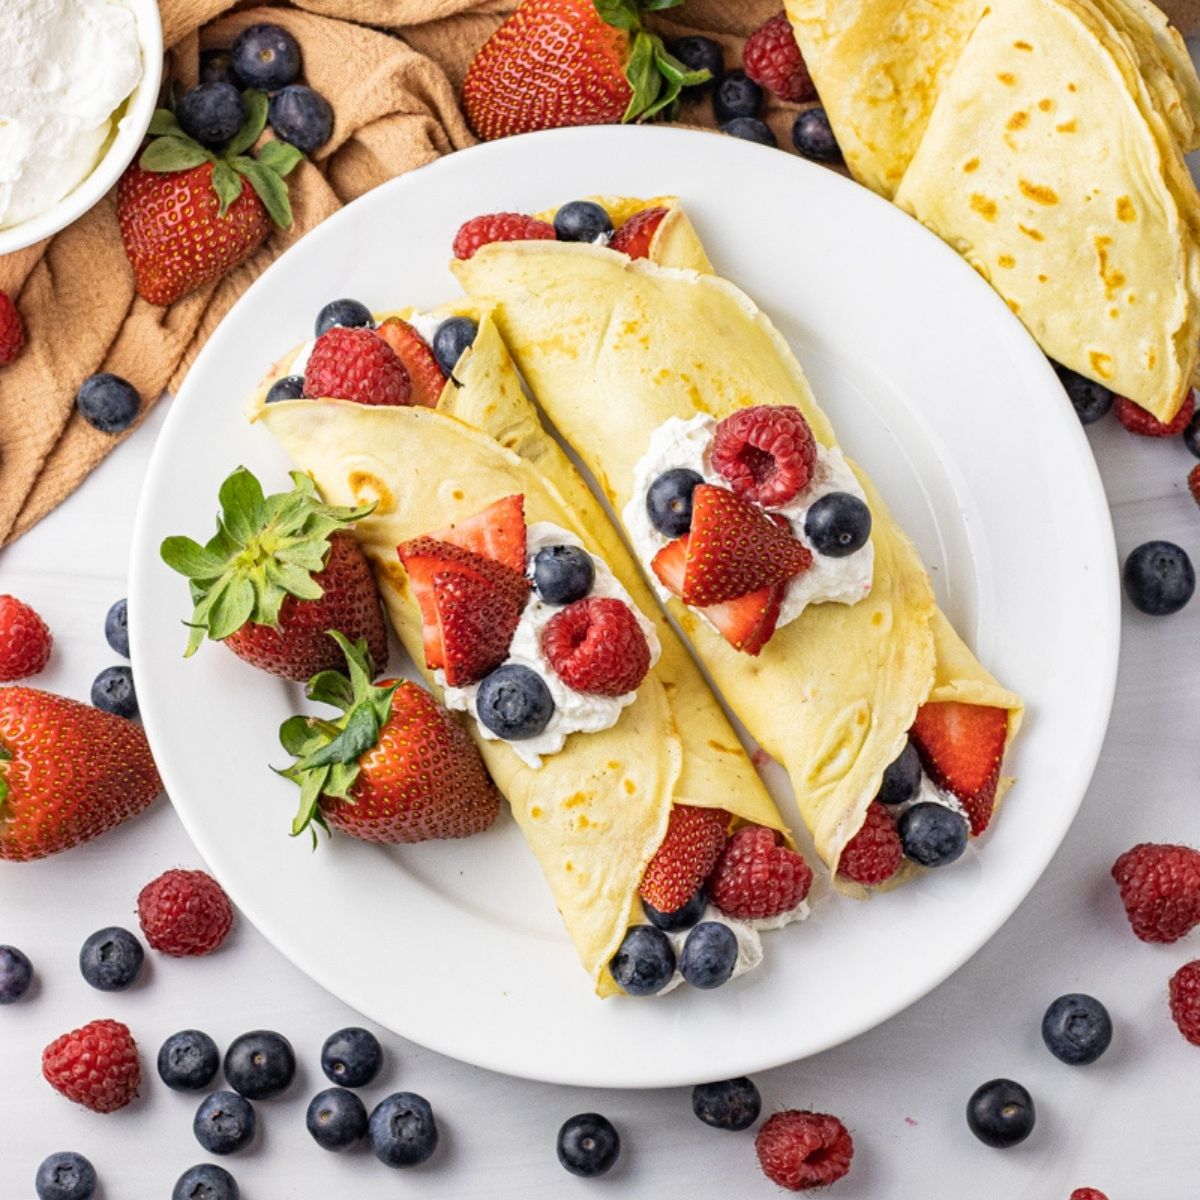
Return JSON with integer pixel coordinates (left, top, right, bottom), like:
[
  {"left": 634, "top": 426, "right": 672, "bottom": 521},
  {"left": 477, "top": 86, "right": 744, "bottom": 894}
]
[
  {"left": 159, "top": 536, "right": 228, "bottom": 580},
  {"left": 225, "top": 89, "right": 270, "bottom": 157},
  {"left": 256, "top": 139, "right": 304, "bottom": 178},
  {"left": 305, "top": 669, "right": 356, "bottom": 711},
  {"left": 653, "top": 41, "right": 711, "bottom": 89},
  {"left": 217, "top": 466, "right": 265, "bottom": 543},
  {"left": 210, "top": 160, "right": 245, "bottom": 217},
  {"left": 147, "top": 108, "right": 186, "bottom": 138},
  {"left": 594, "top": 0, "right": 642, "bottom": 31},
  {"left": 638, "top": 0, "right": 686, "bottom": 10},
  {"left": 208, "top": 577, "right": 255, "bottom": 641},
  {"left": 622, "top": 31, "right": 663, "bottom": 122},
  {"left": 140, "top": 136, "right": 213, "bottom": 173},
  {"left": 234, "top": 158, "right": 293, "bottom": 229}
]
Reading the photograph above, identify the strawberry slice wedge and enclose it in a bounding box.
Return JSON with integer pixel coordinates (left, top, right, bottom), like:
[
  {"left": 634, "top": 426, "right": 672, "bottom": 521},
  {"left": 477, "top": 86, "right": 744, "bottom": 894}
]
[
  {"left": 431, "top": 494, "right": 527, "bottom": 574},
  {"left": 431, "top": 570, "right": 523, "bottom": 686},
  {"left": 375, "top": 317, "right": 447, "bottom": 409},
  {"left": 610, "top": 206, "right": 668, "bottom": 259},
  {"left": 639, "top": 804, "right": 730, "bottom": 914}
]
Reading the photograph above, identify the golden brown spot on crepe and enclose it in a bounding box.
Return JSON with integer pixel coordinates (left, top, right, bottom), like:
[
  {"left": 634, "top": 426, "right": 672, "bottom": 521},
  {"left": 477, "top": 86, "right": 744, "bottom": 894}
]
[
  {"left": 563, "top": 792, "right": 589, "bottom": 809},
  {"left": 998, "top": 254, "right": 1016, "bottom": 268},
  {"left": 1007, "top": 299, "right": 1021, "bottom": 315},
  {"left": 1127, "top": 293, "right": 1136, "bottom": 303},
  {"left": 1014, "top": 40, "right": 1033, "bottom": 50},
  {"left": 1055, "top": 120, "right": 1077, "bottom": 133},
  {"left": 871, "top": 611, "right": 884, "bottom": 626},
  {"left": 1068, "top": 82, "right": 1077, "bottom": 92},
  {"left": 962, "top": 157, "right": 980, "bottom": 173},
  {"left": 452, "top": 488, "right": 464, "bottom": 500},
  {"left": 679, "top": 611, "right": 698, "bottom": 635},
  {"left": 997, "top": 71, "right": 1016, "bottom": 85},
  {"left": 1146, "top": 348, "right": 1156, "bottom": 369},
  {"left": 622, "top": 320, "right": 639, "bottom": 337},
  {"left": 1116, "top": 196, "right": 1136, "bottom": 223},
  {"left": 806, "top": 701, "right": 871, "bottom": 787},
  {"left": 1093, "top": 236, "right": 1126, "bottom": 299},
  {"left": 970, "top": 194, "right": 998, "bottom": 221},
  {"left": 1018, "top": 224, "right": 1044, "bottom": 241},
  {"left": 707, "top": 739, "right": 742, "bottom": 756},
  {"left": 623, "top": 778, "right": 636, "bottom": 795},
  {"left": 529, "top": 806, "right": 543, "bottom": 819},
  {"left": 1037, "top": 98, "right": 1052, "bottom": 111},
  {"left": 607, "top": 761, "right": 621, "bottom": 771},
  {"left": 1109, "top": 307, "right": 1120, "bottom": 319},
  {"left": 1037, "top": 273, "right": 1048, "bottom": 282},
  {"left": 565, "top": 861, "right": 573, "bottom": 872},
  {"left": 1018, "top": 180, "right": 1059, "bottom": 205},
  {"left": 576, "top": 815, "right": 590, "bottom": 830},
  {"left": 348, "top": 471, "right": 394, "bottom": 513},
  {"left": 1088, "top": 351, "right": 1114, "bottom": 380},
  {"left": 1006, "top": 111, "right": 1029, "bottom": 131}
]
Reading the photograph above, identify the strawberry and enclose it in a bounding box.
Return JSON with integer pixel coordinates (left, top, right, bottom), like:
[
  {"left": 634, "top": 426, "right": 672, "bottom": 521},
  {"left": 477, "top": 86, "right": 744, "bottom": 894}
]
[
  {"left": 0, "top": 290, "right": 24, "bottom": 367},
  {"left": 609, "top": 206, "right": 668, "bottom": 258},
  {"left": 462, "top": 0, "right": 711, "bottom": 142},
  {"left": 909, "top": 701, "right": 1009, "bottom": 835},
  {"left": 375, "top": 318, "right": 446, "bottom": 408},
  {"left": 0, "top": 595, "right": 53, "bottom": 680},
  {"left": 304, "top": 325, "right": 412, "bottom": 406},
  {"left": 743, "top": 11, "right": 816, "bottom": 103},
  {"left": 118, "top": 96, "right": 303, "bottom": 306},
  {"left": 639, "top": 804, "right": 729, "bottom": 914},
  {"left": 0, "top": 688, "right": 161, "bottom": 861},
  {"left": 430, "top": 494, "right": 527, "bottom": 574},
  {"left": 281, "top": 633, "right": 500, "bottom": 844},
  {"left": 452, "top": 213, "right": 557, "bottom": 260},
  {"left": 161, "top": 467, "right": 387, "bottom": 681}
]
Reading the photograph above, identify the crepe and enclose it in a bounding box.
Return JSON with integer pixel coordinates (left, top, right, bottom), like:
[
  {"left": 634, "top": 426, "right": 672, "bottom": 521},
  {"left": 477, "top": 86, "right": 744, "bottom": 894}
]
[{"left": 248, "top": 310, "right": 789, "bottom": 994}]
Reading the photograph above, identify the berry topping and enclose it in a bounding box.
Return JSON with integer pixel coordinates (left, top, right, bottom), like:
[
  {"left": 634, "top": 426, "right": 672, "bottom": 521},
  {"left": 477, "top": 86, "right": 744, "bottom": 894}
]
[
  {"left": 692, "top": 1077, "right": 762, "bottom": 1131},
  {"left": 76, "top": 372, "right": 140, "bottom": 433},
  {"left": 0, "top": 595, "right": 52, "bottom": 680},
  {"left": 1041, "top": 993, "right": 1112, "bottom": 1065},
  {"left": 137, "top": 869, "right": 234, "bottom": 957},
  {"left": 709, "top": 825, "right": 813, "bottom": 920},
  {"left": 266, "top": 374, "right": 305, "bottom": 403},
  {"left": 722, "top": 117, "right": 777, "bottom": 146},
  {"left": 1115, "top": 389, "right": 1195, "bottom": 436},
  {"left": 430, "top": 494, "right": 527, "bottom": 574},
  {"left": 667, "top": 36, "right": 724, "bottom": 86},
  {"left": 224, "top": 1030, "right": 295, "bottom": 1100},
  {"left": 0, "top": 290, "right": 25, "bottom": 367},
  {"left": 368, "top": 1092, "right": 439, "bottom": 1167},
  {"left": 303, "top": 325, "right": 412, "bottom": 406},
  {"left": 231, "top": 23, "right": 301, "bottom": 90},
  {"left": 35, "top": 1151, "right": 96, "bottom": 1200},
  {"left": 375, "top": 317, "right": 447, "bottom": 408},
  {"left": 176, "top": 83, "right": 246, "bottom": 149},
  {"left": 897, "top": 802, "right": 969, "bottom": 867},
  {"left": 432, "top": 316, "right": 479, "bottom": 373},
  {"left": 647, "top": 467, "right": 705, "bottom": 537},
  {"left": 1169, "top": 960, "right": 1200, "bottom": 1045},
  {"left": 1123, "top": 540, "right": 1195, "bottom": 616},
  {"left": 307, "top": 1087, "right": 368, "bottom": 1152},
  {"left": 711, "top": 405, "right": 818, "bottom": 507},
  {"left": 1053, "top": 362, "right": 1113, "bottom": 425},
  {"left": 542, "top": 597, "right": 651, "bottom": 696},
  {"left": 838, "top": 801, "right": 903, "bottom": 886},
  {"left": 43, "top": 1019, "right": 141, "bottom": 1113},
  {"left": 104, "top": 598, "right": 129, "bottom": 657},
  {"left": 714, "top": 70, "right": 763, "bottom": 122},
  {"left": 321, "top": 1026, "right": 383, "bottom": 1088},
  {"left": 194, "top": 1090, "right": 257, "bottom": 1154},
  {"left": 793, "top": 107, "right": 842, "bottom": 162},
  {"left": 756, "top": 1110, "right": 854, "bottom": 1191},
  {"left": 878, "top": 739, "right": 922, "bottom": 805},
  {"left": 1189, "top": 464, "right": 1200, "bottom": 507},
  {"left": 475, "top": 663, "right": 555, "bottom": 740},
  {"left": 316, "top": 298, "right": 374, "bottom": 336},
  {"left": 1070, "top": 1192, "right": 1109, "bottom": 1200},
  {"left": 610, "top": 925, "right": 675, "bottom": 996},
  {"left": 79, "top": 926, "right": 144, "bottom": 992},
  {"left": 805, "top": 492, "right": 873, "bottom": 557},
  {"left": 966, "top": 1078, "right": 1035, "bottom": 1148},
  {"left": 557, "top": 1113, "right": 620, "bottom": 1178},
  {"left": 609, "top": 206, "right": 669, "bottom": 258},
  {"left": 452, "top": 212, "right": 557, "bottom": 260},
  {"left": 744, "top": 11, "right": 816, "bottom": 102},
  {"left": 91, "top": 664, "right": 137, "bottom": 719},
  {"left": 533, "top": 544, "right": 595, "bottom": 605},
  {"left": 643, "top": 886, "right": 708, "bottom": 933},
  {"left": 554, "top": 199, "right": 613, "bottom": 243},
  {"left": 680, "top": 921, "right": 739, "bottom": 989},
  {"left": 172, "top": 1165, "right": 238, "bottom": 1200},
  {"left": 158, "top": 1030, "right": 220, "bottom": 1091},
  {"left": 640, "top": 804, "right": 729, "bottom": 916},
  {"left": 910, "top": 701, "right": 1009, "bottom": 834},
  {"left": 269, "top": 85, "right": 334, "bottom": 154},
  {"left": 0, "top": 945, "right": 33, "bottom": 1004},
  {"left": 1111, "top": 842, "right": 1200, "bottom": 943}
]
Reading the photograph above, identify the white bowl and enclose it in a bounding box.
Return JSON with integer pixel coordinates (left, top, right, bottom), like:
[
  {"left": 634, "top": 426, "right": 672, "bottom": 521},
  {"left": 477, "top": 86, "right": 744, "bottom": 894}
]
[{"left": 0, "top": 0, "right": 163, "bottom": 256}]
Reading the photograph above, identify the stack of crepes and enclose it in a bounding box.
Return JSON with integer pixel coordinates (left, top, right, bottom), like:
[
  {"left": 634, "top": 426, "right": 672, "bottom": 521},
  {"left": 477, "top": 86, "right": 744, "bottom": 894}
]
[{"left": 783, "top": 0, "right": 1200, "bottom": 423}]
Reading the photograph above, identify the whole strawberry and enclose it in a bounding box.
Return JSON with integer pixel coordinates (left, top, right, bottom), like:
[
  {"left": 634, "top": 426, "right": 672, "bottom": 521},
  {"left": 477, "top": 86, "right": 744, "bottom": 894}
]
[
  {"left": 709, "top": 825, "right": 812, "bottom": 920},
  {"left": 1169, "top": 959, "right": 1200, "bottom": 1045},
  {"left": 138, "top": 869, "right": 234, "bottom": 956},
  {"left": 743, "top": 11, "right": 816, "bottom": 103},
  {"left": 0, "top": 290, "right": 25, "bottom": 366},
  {"left": 756, "top": 1109, "right": 853, "bottom": 1191},
  {"left": 161, "top": 466, "right": 387, "bottom": 681},
  {"left": 0, "top": 595, "right": 52, "bottom": 680},
  {"left": 1112, "top": 842, "right": 1200, "bottom": 943},
  {"left": 0, "top": 688, "right": 161, "bottom": 861},
  {"left": 43, "top": 1019, "right": 141, "bottom": 1113}
]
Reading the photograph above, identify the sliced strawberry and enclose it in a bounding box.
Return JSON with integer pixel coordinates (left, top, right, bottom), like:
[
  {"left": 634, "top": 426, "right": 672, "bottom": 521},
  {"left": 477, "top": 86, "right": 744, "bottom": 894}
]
[
  {"left": 432, "top": 570, "right": 523, "bottom": 686},
  {"left": 375, "top": 317, "right": 447, "bottom": 408},
  {"left": 651, "top": 536, "right": 688, "bottom": 595},
  {"left": 610, "top": 206, "right": 668, "bottom": 259},
  {"left": 640, "top": 804, "right": 730, "bottom": 914},
  {"left": 431, "top": 494, "right": 527, "bottom": 574},
  {"left": 910, "top": 702, "right": 1010, "bottom": 835}
]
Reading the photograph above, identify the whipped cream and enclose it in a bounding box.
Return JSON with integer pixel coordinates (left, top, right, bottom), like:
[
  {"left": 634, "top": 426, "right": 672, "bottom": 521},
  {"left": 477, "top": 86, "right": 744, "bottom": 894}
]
[
  {"left": 907, "top": 772, "right": 969, "bottom": 821},
  {"left": 0, "top": 0, "right": 143, "bottom": 230},
  {"left": 624, "top": 414, "right": 874, "bottom": 634},
  {"left": 288, "top": 337, "right": 315, "bottom": 378},
  {"left": 439, "top": 521, "right": 661, "bottom": 768}
]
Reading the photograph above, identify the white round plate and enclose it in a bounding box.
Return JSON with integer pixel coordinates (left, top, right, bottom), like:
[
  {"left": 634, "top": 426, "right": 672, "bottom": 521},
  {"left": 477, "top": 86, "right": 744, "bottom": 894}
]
[{"left": 130, "top": 126, "right": 1118, "bottom": 1089}]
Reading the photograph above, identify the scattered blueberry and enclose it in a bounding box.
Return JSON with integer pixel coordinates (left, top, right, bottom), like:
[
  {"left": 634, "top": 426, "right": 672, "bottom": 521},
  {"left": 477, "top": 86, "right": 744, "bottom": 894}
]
[
  {"left": 680, "top": 921, "right": 739, "bottom": 989},
  {"left": 647, "top": 467, "right": 704, "bottom": 537},
  {"left": 79, "top": 926, "right": 144, "bottom": 991},
  {"left": 172, "top": 1163, "right": 239, "bottom": 1200},
  {"left": 643, "top": 886, "right": 707, "bottom": 933},
  {"left": 610, "top": 924, "right": 675, "bottom": 996},
  {"left": 199, "top": 48, "right": 239, "bottom": 88},
  {"left": 721, "top": 117, "right": 777, "bottom": 146},
  {"left": 0, "top": 945, "right": 33, "bottom": 1004},
  {"left": 1184, "top": 410, "right": 1200, "bottom": 459},
  {"left": 231, "top": 23, "right": 301, "bottom": 90},
  {"left": 804, "top": 492, "right": 872, "bottom": 557},
  {"left": 667, "top": 36, "right": 723, "bottom": 87},
  {"left": 533, "top": 544, "right": 595, "bottom": 605},
  {"left": 35, "top": 1152, "right": 96, "bottom": 1200},
  {"left": 877, "top": 739, "right": 922, "bottom": 805},
  {"left": 194, "top": 1091, "right": 257, "bottom": 1155},
  {"left": 369, "top": 1092, "right": 439, "bottom": 1167},
  {"left": 476, "top": 664, "right": 555, "bottom": 740},
  {"left": 1041, "top": 993, "right": 1112, "bottom": 1065},
  {"left": 1123, "top": 541, "right": 1195, "bottom": 616},
  {"left": 269, "top": 85, "right": 333, "bottom": 154},
  {"left": 554, "top": 200, "right": 613, "bottom": 244},
  {"left": 104, "top": 597, "right": 129, "bottom": 657},
  {"left": 966, "top": 1078, "right": 1036, "bottom": 1148},
  {"left": 557, "top": 1113, "right": 620, "bottom": 1178},
  {"left": 91, "top": 665, "right": 138, "bottom": 719},
  {"left": 1053, "top": 362, "right": 1113, "bottom": 425},
  {"left": 898, "top": 802, "right": 968, "bottom": 867},
  {"left": 177, "top": 83, "right": 246, "bottom": 149},
  {"left": 432, "top": 316, "right": 478, "bottom": 374},
  {"left": 307, "top": 1087, "right": 368, "bottom": 1151},
  {"left": 76, "top": 373, "right": 140, "bottom": 433},
  {"left": 691, "top": 1077, "right": 762, "bottom": 1131},
  {"left": 266, "top": 374, "right": 305, "bottom": 403},
  {"left": 321, "top": 1026, "right": 383, "bottom": 1088},
  {"left": 223, "top": 1030, "right": 295, "bottom": 1100},
  {"left": 714, "top": 70, "right": 762, "bottom": 123},
  {"left": 792, "top": 107, "right": 842, "bottom": 162},
  {"left": 315, "top": 298, "right": 373, "bottom": 336},
  {"left": 159, "top": 1030, "right": 221, "bottom": 1091}
]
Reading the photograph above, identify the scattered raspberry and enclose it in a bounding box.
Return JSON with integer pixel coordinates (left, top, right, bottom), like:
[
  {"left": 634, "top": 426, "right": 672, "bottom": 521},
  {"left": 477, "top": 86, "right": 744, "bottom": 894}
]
[
  {"left": 743, "top": 11, "right": 816, "bottom": 103},
  {"left": 42, "top": 1019, "right": 140, "bottom": 1113},
  {"left": 640, "top": 804, "right": 729, "bottom": 914},
  {"left": 838, "top": 802, "right": 903, "bottom": 886},
  {"left": 711, "top": 405, "right": 818, "bottom": 507},
  {"left": 756, "top": 1110, "right": 853, "bottom": 1191},
  {"left": 610, "top": 206, "right": 668, "bottom": 259},
  {"left": 1111, "top": 843, "right": 1200, "bottom": 943},
  {"left": 137, "top": 869, "right": 234, "bottom": 956},
  {"left": 1069, "top": 1191, "right": 1108, "bottom": 1200},
  {"left": 1115, "top": 390, "right": 1195, "bottom": 437},
  {"left": 1189, "top": 464, "right": 1200, "bottom": 507},
  {"left": 542, "top": 596, "right": 651, "bottom": 696},
  {"left": 1169, "top": 959, "right": 1200, "bottom": 1046},
  {"left": 375, "top": 317, "right": 446, "bottom": 408},
  {"left": 0, "top": 595, "right": 52, "bottom": 680},
  {"left": 0, "top": 290, "right": 24, "bottom": 366},
  {"left": 303, "top": 326, "right": 412, "bottom": 406},
  {"left": 452, "top": 212, "right": 556, "bottom": 260},
  {"left": 709, "top": 825, "right": 812, "bottom": 920}
]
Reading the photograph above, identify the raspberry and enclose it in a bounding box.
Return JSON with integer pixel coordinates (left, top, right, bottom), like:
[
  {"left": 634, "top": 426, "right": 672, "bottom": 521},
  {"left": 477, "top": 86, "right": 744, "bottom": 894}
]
[
  {"left": 0, "top": 290, "right": 24, "bottom": 366},
  {"left": 1111, "top": 842, "right": 1200, "bottom": 943},
  {"left": 1189, "top": 464, "right": 1200, "bottom": 507},
  {"left": 0, "top": 595, "right": 52, "bottom": 680},
  {"left": 610, "top": 207, "right": 668, "bottom": 259},
  {"left": 137, "top": 869, "right": 234, "bottom": 956},
  {"left": 837, "top": 802, "right": 903, "bottom": 886},
  {"left": 43, "top": 1018, "right": 140, "bottom": 1113},
  {"left": 452, "top": 212, "right": 556, "bottom": 260},
  {"left": 640, "top": 804, "right": 729, "bottom": 914},
  {"left": 1115, "top": 389, "right": 1195, "bottom": 436},
  {"left": 709, "top": 825, "right": 813, "bottom": 920},
  {"left": 711, "top": 405, "right": 818, "bottom": 507},
  {"left": 542, "top": 597, "right": 651, "bottom": 696},
  {"left": 743, "top": 11, "right": 816, "bottom": 103},
  {"left": 1169, "top": 959, "right": 1200, "bottom": 1045},
  {"left": 1069, "top": 1191, "right": 1108, "bottom": 1200},
  {"left": 303, "top": 326, "right": 412, "bottom": 406},
  {"left": 756, "top": 1110, "right": 854, "bottom": 1191}
]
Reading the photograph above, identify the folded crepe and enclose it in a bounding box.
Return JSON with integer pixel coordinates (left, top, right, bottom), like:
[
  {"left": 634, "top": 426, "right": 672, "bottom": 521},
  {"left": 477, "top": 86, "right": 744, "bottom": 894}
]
[
  {"left": 453, "top": 198, "right": 1023, "bottom": 889},
  {"left": 248, "top": 309, "right": 790, "bottom": 993}
]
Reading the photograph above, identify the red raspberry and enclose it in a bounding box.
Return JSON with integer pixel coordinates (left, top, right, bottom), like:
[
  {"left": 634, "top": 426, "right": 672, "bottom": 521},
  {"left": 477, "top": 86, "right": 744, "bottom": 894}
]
[
  {"left": 1169, "top": 959, "right": 1200, "bottom": 1045},
  {"left": 1069, "top": 1191, "right": 1108, "bottom": 1200},
  {"left": 743, "top": 12, "right": 816, "bottom": 103},
  {"left": 0, "top": 595, "right": 52, "bottom": 680},
  {"left": 610, "top": 207, "right": 668, "bottom": 259},
  {"left": 1188, "top": 464, "right": 1200, "bottom": 507},
  {"left": 1111, "top": 843, "right": 1200, "bottom": 943},
  {"left": 756, "top": 1110, "right": 854, "bottom": 1191},
  {"left": 0, "top": 290, "right": 24, "bottom": 366},
  {"left": 709, "top": 825, "right": 813, "bottom": 920},
  {"left": 542, "top": 597, "right": 652, "bottom": 697},
  {"left": 137, "top": 869, "right": 234, "bottom": 956},
  {"left": 43, "top": 1019, "right": 140, "bottom": 1113},
  {"left": 1115, "top": 389, "right": 1195, "bottom": 436},
  {"left": 452, "top": 212, "right": 556, "bottom": 260},
  {"left": 837, "top": 802, "right": 903, "bottom": 886},
  {"left": 711, "top": 405, "right": 818, "bottom": 507},
  {"left": 303, "top": 326, "right": 412, "bottom": 406}
]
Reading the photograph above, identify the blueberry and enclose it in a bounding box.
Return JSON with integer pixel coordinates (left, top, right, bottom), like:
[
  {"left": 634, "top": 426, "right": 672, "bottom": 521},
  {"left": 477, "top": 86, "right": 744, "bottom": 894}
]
[
  {"left": 792, "top": 107, "right": 842, "bottom": 162},
  {"left": 91, "top": 665, "right": 138, "bottom": 718},
  {"left": 643, "top": 886, "right": 707, "bottom": 932},
  {"left": 432, "top": 316, "right": 478, "bottom": 374},
  {"left": 104, "top": 597, "right": 129, "bottom": 657},
  {"left": 1041, "top": 993, "right": 1112, "bottom": 1065},
  {"left": 159, "top": 1029, "right": 221, "bottom": 1091},
  {"left": 79, "top": 926, "right": 144, "bottom": 991},
  {"left": 714, "top": 70, "right": 762, "bottom": 122},
  {"left": 223, "top": 1030, "right": 295, "bottom": 1100},
  {"left": 0, "top": 945, "right": 33, "bottom": 1004},
  {"left": 231, "top": 23, "right": 301, "bottom": 91},
  {"left": 1052, "top": 362, "right": 1113, "bottom": 425},
  {"left": 722, "top": 117, "right": 777, "bottom": 146},
  {"left": 172, "top": 1163, "right": 239, "bottom": 1200},
  {"left": 315, "top": 298, "right": 373, "bottom": 336},
  {"left": 804, "top": 492, "right": 872, "bottom": 557},
  {"left": 1184, "top": 410, "right": 1200, "bottom": 459},
  {"left": 553, "top": 200, "right": 613, "bottom": 244},
  {"left": 194, "top": 1091, "right": 257, "bottom": 1155},
  {"left": 1123, "top": 541, "right": 1195, "bottom": 616},
  {"left": 269, "top": 85, "right": 334, "bottom": 154},
  {"left": 368, "top": 1092, "right": 439, "bottom": 1167},
  {"left": 76, "top": 373, "right": 140, "bottom": 433},
  {"left": 667, "top": 36, "right": 723, "bottom": 87},
  {"left": 307, "top": 1087, "right": 368, "bottom": 1151},
  {"left": 35, "top": 1152, "right": 96, "bottom": 1200},
  {"left": 557, "top": 1112, "right": 620, "bottom": 1178},
  {"left": 680, "top": 921, "right": 739, "bottom": 989},
  {"left": 691, "top": 1076, "right": 762, "bottom": 1131},
  {"left": 177, "top": 83, "right": 246, "bottom": 149},
  {"left": 266, "top": 374, "right": 305, "bottom": 403},
  {"left": 966, "top": 1078, "right": 1035, "bottom": 1148},
  {"left": 898, "top": 802, "right": 968, "bottom": 867},
  {"left": 647, "top": 467, "right": 704, "bottom": 537},
  {"left": 533, "top": 544, "right": 595, "bottom": 605},
  {"left": 475, "top": 664, "right": 555, "bottom": 740},
  {"left": 610, "top": 924, "right": 675, "bottom": 996},
  {"left": 199, "top": 48, "right": 239, "bottom": 88},
  {"left": 877, "top": 740, "right": 921, "bottom": 806},
  {"left": 321, "top": 1026, "right": 382, "bottom": 1088}
]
